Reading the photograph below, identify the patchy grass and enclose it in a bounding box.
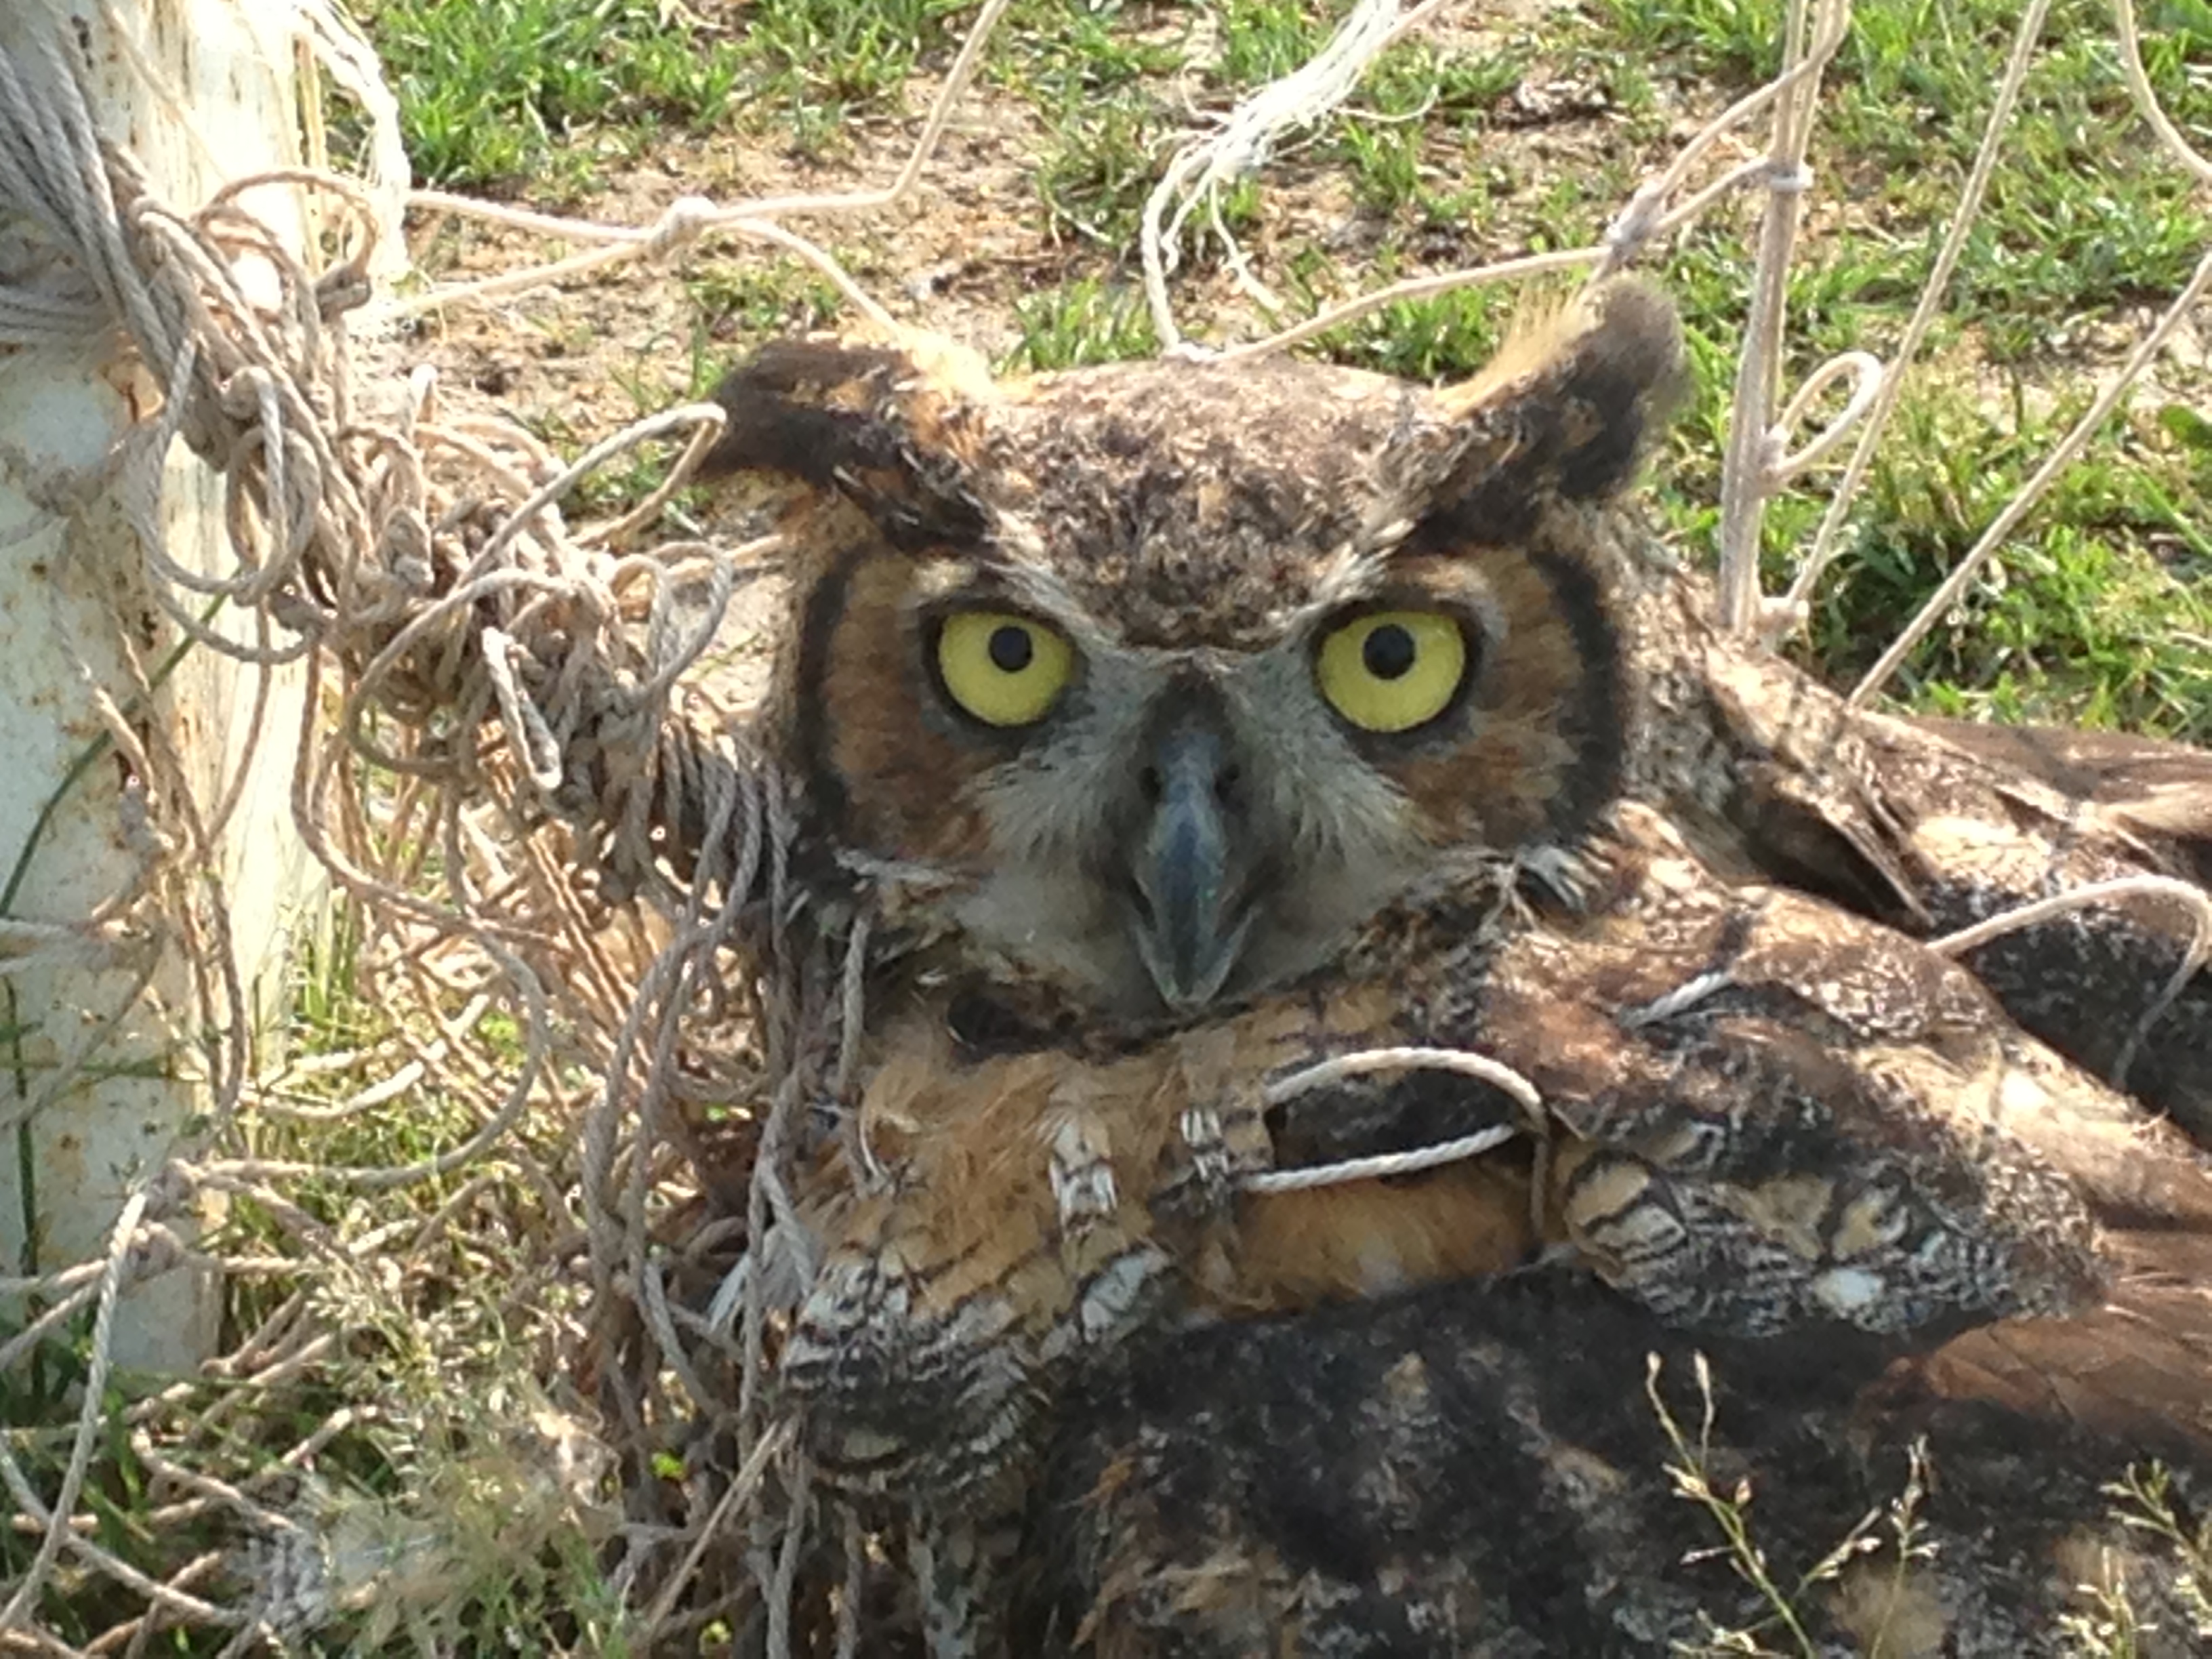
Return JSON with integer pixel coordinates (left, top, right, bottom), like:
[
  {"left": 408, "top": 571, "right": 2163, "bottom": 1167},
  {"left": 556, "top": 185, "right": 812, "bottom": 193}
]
[
  {"left": 1588, "top": 0, "right": 2212, "bottom": 730},
  {"left": 348, "top": 0, "right": 750, "bottom": 194},
  {"left": 360, "top": 0, "right": 2212, "bottom": 738},
  {"left": 1008, "top": 274, "right": 1161, "bottom": 368},
  {"left": 0, "top": 897, "right": 615, "bottom": 1654},
  {"left": 348, "top": 0, "right": 968, "bottom": 192}
]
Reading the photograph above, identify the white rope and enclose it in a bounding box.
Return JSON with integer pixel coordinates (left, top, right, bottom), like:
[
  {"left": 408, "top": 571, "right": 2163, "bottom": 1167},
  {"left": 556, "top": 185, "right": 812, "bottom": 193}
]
[
  {"left": 1242, "top": 1122, "right": 1520, "bottom": 1194},
  {"left": 1712, "top": 0, "right": 1848, "bottom": 634},
  {"left": 290, "top": 0, "right": 411, "bottom": 283},
  {"left": 1768, "top": 349, "right": 1885, "bottom": 484},
  {"left": 1622, "top": 969, "right": 1737, "bottom": 1030},
  {"left": 1242, "top": 1046, "right": 1544, "bottom": 1195},
  {"left": 0, "top": 7, "right": 798, "bottom": 1642},
  {"left": 2114, "top": 0, "right": 2212, "bottom": 186},
  {"left": 1143, "top": 0, "right": 1418, "bottom": 351}
]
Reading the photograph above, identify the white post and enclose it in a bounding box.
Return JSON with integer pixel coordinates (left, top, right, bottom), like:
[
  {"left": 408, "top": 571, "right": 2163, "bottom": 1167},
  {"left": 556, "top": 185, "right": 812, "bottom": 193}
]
[{"left": 0, "top": 1, "right": 331, "bottom": 1372}]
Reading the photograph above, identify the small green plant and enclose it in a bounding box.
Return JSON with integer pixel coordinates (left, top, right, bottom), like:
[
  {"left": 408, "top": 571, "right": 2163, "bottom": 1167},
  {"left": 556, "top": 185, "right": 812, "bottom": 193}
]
[
  {"left": 994, "top": 1, "right": 1186, "bottom": 103},
  {"left": 1318, "top": 283, "right": 1507, "bottom": 380},
  {"left": 2059, "top": 1464, "right": 2212, "bottom": 1657},
  {"left": 1008, "top": 276, "right": 1160, "bottom": 369},
  {"left": 1215, "top": 0, "right": 1335, "bottom": 87},
  {"left": 1033, "top": 89, "right": 1166, "bottom": 246},
  {"left": 1645, "top": 1351, "right": 1895, "bottom": 1657}
]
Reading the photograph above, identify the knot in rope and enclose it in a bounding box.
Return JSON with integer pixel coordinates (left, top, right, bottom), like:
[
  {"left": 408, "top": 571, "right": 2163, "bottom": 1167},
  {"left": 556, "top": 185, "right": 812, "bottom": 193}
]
[{"left": 645, "top": 194, "right": 720, "bottom": 262}]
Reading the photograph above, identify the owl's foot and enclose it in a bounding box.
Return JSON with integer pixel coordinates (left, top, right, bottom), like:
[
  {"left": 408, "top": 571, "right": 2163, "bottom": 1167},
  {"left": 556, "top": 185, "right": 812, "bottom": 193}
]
[{"left": 1553, "top": 1136, "right": 2099, "bottom": 1339}]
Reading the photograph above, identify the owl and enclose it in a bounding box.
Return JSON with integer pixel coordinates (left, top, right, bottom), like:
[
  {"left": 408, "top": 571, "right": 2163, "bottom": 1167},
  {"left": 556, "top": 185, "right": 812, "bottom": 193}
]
[
  {"left": 695, "top": 282, "right": 2212, "bottom": 1654},
  {"left": 701, "top": 284, "right": 2211, "bottom": 1115}
]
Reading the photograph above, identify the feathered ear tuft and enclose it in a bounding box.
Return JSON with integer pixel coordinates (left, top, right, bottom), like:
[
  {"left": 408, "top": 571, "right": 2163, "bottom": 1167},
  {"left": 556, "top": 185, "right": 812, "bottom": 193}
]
[
  {"left": 1425, "top": 280, "right": 1687, "bottom": 545},
  {"left": 697, "top": 335, "right": 993, "bottom": 550}
]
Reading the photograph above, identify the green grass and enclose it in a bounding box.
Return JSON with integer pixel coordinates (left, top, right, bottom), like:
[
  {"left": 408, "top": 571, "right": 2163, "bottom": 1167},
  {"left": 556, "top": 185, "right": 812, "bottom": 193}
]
[
  {"left": 1601, "top": 0, "right": 2212, "bottom": 348},
  {"left": 348, "top": 0, "right": 967, "bottom": 192},
  {"left": 1574, "top": 0, "right": 2212, "bottom": 734},
  {"left": 1030, "top": 87, "right": 1165, "bottom": 247},
  {"left": 1007, "top": 274, "right": 1160, "bottom": 369},
  {"left": 350, "top": 0, "right": 748, "bottom": 194}
]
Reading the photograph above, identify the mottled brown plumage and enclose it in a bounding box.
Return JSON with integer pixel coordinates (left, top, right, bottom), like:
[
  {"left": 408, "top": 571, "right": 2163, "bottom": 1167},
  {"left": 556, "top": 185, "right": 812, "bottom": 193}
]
[
  {"left": 1615, "top": 572, "right": 2212, "bottom": 1134},
  {"left": 777, "top": 798, "right": 2211, "bottom": 1579},
  {"left": 693, "top": 281, "right": 2212, "bottom": 1656}
]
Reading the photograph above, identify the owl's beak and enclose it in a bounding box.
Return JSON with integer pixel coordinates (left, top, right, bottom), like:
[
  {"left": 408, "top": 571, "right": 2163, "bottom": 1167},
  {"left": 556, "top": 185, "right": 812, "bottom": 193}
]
[{"left": 1127, "top": 724, "right": 1252, "bottom": 1010}]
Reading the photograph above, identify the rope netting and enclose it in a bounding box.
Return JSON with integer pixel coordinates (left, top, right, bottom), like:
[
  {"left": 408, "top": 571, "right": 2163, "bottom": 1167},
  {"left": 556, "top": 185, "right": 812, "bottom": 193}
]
[{"left": 0, "top": 0, "right": 2207, "bottom": 1650}]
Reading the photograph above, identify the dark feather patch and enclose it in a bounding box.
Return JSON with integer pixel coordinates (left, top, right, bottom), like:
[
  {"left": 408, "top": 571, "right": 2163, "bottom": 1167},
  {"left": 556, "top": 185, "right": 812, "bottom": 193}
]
[
  {"left": 1425, "top": 280, "right": 1688, "bottom": 547},
  {"left": 701, "top": 340, "right": 988, "bottom": 550},
  {"left": 1529, "top": 544, "right": 1626, "bottom": 844}
]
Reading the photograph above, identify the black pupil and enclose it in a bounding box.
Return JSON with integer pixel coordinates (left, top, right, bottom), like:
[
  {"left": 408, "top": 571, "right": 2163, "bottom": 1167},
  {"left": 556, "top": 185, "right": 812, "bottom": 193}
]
[
  {"left": 1362, "top": 623, "right": 1418, "bottom": 680},
  {"left": 988, "top": 624, "right": 1034, "bottom": 674}
]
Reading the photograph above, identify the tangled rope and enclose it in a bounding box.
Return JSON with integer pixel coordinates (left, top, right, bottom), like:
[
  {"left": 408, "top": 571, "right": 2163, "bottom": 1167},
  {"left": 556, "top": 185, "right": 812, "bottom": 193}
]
[{"left": 0, "top": 11, "right": 825, "bottom": 1647}]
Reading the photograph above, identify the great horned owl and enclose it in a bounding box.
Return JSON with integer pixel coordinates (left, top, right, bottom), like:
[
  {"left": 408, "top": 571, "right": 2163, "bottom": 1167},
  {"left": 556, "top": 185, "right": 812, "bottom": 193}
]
[
  {"left": 708, "top": 283, "right": 1681, "bottom": 1023},
  {"left": 704, "top": 282, "right": 2210, "bottom": 1114},
  {"left": 697, "top": 283, "right": 2212, "bottom": 1654}
]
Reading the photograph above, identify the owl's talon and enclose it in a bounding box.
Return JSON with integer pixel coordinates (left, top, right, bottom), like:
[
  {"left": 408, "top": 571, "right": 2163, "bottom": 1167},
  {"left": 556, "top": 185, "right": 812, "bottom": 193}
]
[
  {"left": 1555, "top": 1124, "right": 2101, "bottom": 1338},
  {"left": 1518, "top": 841, "right": 1604, "bottom": 913},
  {"left": 1181, "top": 1105, "right": 1234, "bottom": 1203},
  {"left": 1048, "top": 1115, "right": 1120, "bottom": 1236},
  {"left": 1151, "top": 1098, "right": 1268, "bottom": 1223}
]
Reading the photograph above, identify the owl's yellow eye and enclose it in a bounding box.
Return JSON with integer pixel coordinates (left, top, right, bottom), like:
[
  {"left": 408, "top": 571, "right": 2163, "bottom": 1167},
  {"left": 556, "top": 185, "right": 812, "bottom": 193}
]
[
  {"left": 1315, "top": 610, "right": 1468, "bottom": 734},
  {"left": 935, "top": 611, "right": 1075, "bottom": 728}
]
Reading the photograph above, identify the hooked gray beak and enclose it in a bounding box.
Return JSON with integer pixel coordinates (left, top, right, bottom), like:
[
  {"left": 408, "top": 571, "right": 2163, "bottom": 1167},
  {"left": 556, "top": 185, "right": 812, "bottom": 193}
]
[{"left": 1126, "top": 725, "right": 1254, "bottom": 1010}]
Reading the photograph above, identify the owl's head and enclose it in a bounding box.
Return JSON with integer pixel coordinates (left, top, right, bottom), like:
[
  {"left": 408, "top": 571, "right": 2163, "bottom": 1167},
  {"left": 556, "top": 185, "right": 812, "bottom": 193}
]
[{"left": 705, "top": 282, "right": 1684, "bottom": 1019}]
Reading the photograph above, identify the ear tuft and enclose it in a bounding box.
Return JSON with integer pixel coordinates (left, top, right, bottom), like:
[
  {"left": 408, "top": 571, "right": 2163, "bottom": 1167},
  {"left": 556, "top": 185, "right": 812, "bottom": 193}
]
[
  {"left": 697, "top": 337, "right": 989, "bottom": 549},
  {"left": 1429, "top": 279, "right": 1686, "bottom": 544},
  {"left": 698, "top": 339, "right": 904, "bottom": 483}
]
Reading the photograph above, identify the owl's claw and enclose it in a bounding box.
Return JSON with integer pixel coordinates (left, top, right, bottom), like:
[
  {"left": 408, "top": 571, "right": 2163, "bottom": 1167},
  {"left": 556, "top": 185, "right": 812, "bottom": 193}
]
[
  {"left": 1048, "top": 1115, "right": 1120, "bottom": 1237},
  {"left": 1153, "top": 1095, "right": 1270, "bottom": 1223},
  {"left": 1179, "top": 1105, "right": 1235, "bottom": 1208}
]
